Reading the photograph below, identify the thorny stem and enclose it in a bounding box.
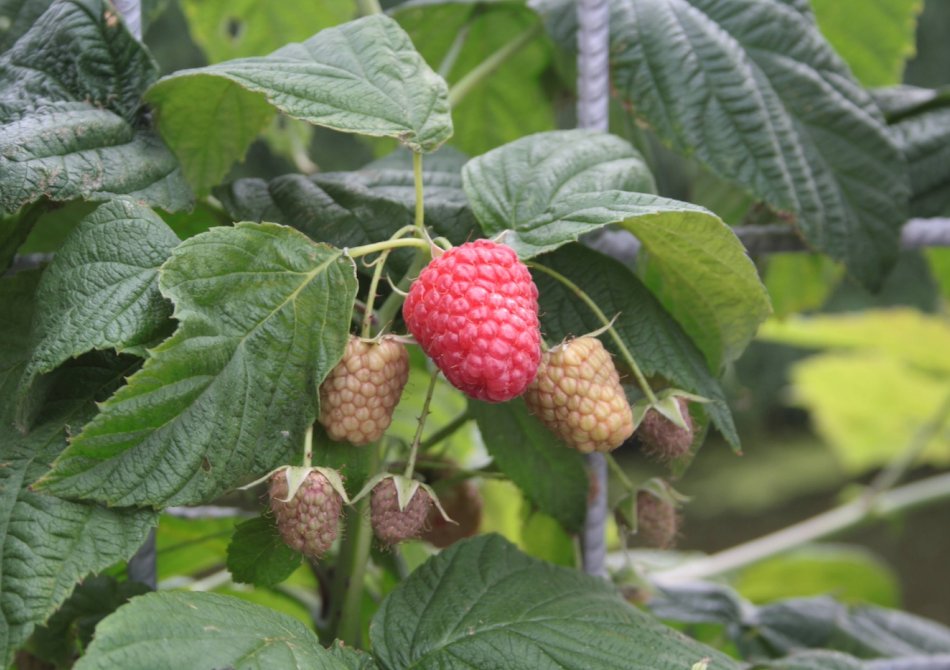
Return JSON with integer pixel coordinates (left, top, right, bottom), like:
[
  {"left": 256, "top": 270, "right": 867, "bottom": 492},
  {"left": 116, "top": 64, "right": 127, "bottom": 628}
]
[
  {"left": 404, "top": 369, "right": 441, "bottom": 480},
  {"left": 528, "top": 262, "right": 658, "bottom": 405},
  {"left": 650, "top": 396, "right": 950, "bottom": 584},
  {"left": 448, "top": 22, "right": 542, "bottom": 107},
  {"left": 361, "top": 250, "right": 391, "bottom": 338}
]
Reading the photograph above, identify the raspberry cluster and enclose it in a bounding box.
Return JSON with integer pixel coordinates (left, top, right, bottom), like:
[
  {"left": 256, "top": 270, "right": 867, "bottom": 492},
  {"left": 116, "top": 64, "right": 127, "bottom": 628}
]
[
  {"left": 269, "top": 469, "right": 343, "bottom": 559},
  {"left": 524, "top": 337, "right": 634, "bottom": 453},
  {"left": 319, "top": 335, "right": 409, "bottom": 445},
  {"left": 403, "top": 239, "right": 541, "bottom": 403}
]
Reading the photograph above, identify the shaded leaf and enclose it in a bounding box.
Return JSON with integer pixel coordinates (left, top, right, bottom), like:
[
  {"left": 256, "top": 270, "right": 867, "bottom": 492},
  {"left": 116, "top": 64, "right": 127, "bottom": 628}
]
[
  {"left": 533, "top": 244, "right": 739, "bottom": 449},
  {"left": 531, "top": 0, "right": 909, "bottom": 289},
  {"left": 36, "top": 223, "right": 357, "bottom": 507},
  {"left": 73, "top": 591, "right": 348, "bottom": 669},
  {"left": 16, "top": 198, "right": 180, "bottom": 430},
  {"left": 147, "top": 15, "right": 453, "bottom": 193},
  {"left": 227, "top": 516, "right": 302, "bottom": 587},
  {"left": 371, "top": 534, "right": 742, "bottom": 670},
  {"left": 469, "top": 399, "right": 587, "bottom": 532},
  {"left": 0, "top": 0, "right": 191, "bottom": 216}
]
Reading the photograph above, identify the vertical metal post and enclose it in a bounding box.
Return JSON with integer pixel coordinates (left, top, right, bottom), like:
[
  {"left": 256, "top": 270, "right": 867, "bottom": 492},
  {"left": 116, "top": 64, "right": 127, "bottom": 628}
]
[{"left": 576, "top": 0, "right": 611, "bottom": 578}]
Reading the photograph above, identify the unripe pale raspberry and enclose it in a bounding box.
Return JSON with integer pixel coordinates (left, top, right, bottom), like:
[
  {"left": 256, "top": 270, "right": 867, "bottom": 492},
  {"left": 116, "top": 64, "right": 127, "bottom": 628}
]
[
  {"left": 640, "top": 397, "right": 694, "bottom": 462},
  {"left": 319, "top": 335, "right": 409, "bottom": 445},
  {"left": 402, "top": 239, "right": 541, "bottom": 402},
  {"left": 269, "top": 469, "right": 343, "bottom": 559},
  {"left": 524, "top": 337, "right": 634, "bottom": 453},
  {"left": 635, "top": 490, "right": 679, "bottom": 549},
  {"left": 370, "top": 478, "right": 433, "bottom": 545}
]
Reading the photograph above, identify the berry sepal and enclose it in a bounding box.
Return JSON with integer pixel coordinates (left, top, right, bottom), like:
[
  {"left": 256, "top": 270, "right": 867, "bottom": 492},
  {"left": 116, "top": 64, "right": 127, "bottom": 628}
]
[
  {"left": 353, "top": 473, "right": 454, "bottom": 524},
  {"left": 241, "top": 465, "right": 351, "bottom": 505},
  {"left": 614, "top": 478, "right": 688, "bottom": 548},
  {"left": 630, "top": 388, "right": 708, "bottom": 431}
]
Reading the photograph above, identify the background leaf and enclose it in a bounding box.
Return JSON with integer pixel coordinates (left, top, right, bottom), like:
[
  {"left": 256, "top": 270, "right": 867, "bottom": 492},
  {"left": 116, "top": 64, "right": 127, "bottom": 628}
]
[
  {"left": 227, "top": 516, "right": 302, "bottom": 587},
  {"left": 36, "top": 223, "right": 357, "bottom": 507},
  {"left": 16, "top": 198, "right": 179, "bottom": 429},
  {"left": 0, "top": 0, "right": 191, "bottom": 216},
  {"left": 533, "top": 245, "right": 739, "bottom": 449},
  {"left": 469, "top": 399, "right": 587, "bottom": 532},
  {"left": 810, "top": 0, "right": 922, "bottom": 87},
  {"left": 370, "top": 534, "right": 742, "bottom": 670},
  {"left": 531, "top": 0, "right": 910, "bottom": 289},
  {"left": 73, "top": 591, "right": 348, "bottom": 669},
  {"left": 146, "top": 14, "right": 453, "bottom": 194}
]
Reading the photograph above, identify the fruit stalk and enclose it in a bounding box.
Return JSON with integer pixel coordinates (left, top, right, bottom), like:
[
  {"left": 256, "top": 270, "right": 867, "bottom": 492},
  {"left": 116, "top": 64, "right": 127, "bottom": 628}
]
[{"left": 404, "top": 369, "right": 441, "bottom": 480}]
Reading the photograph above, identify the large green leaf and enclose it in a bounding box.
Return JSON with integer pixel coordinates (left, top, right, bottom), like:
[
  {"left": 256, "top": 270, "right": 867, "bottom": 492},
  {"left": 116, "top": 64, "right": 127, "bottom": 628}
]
[
  {"left": 0, "top": 275, "right": 156, "bottom": 667},
  {"left": 370, "top": 534, "right": 742, "bottom": 670},
  {"left": 463, "top": 130, "right": 769, "bottom": 370},
  {"left": 533, "top": 245, "right": 739, "bottom": 450},
  {"left": 0, "top": 0, "right": 191, "bottom": 216},
  {"left": 16, "top": 198, "right": 179, "bottom": 430},
  {"left": 146, "top": 15, "right": 453, "bottom": 194},
  {"left": 180, "top": 0, "right": 353, "bottom": 63},
  {"left": 396, "top": 2, "right": 555, "bottom": 156},
  {"left": 531, "top": 0, "right": 909, "bottom": 289},
  {"left": 35, "top": 223, "right": 357, "bottom": 507},
  {"left": 216, "top": 148, "right": 478, "bottom": 276},
  {"left": 811, "top": 0, "right": 922, "bottom": 88},
  {"left": 73, "top": 591, "right": 348, "bottom": 669},
  {"left": 0, "top": 0, "right": 53, "bottom": 53},
  {"left": 226, "top": 516, "right": 302, "bottom": 588},
  {"left": 469, "top": 399, "right": 587, "bottom": 532}
]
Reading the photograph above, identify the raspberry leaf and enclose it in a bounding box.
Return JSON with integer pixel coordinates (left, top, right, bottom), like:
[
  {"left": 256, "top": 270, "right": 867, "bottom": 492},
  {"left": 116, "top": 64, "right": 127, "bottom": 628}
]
[
  {"left": 72, "top": 592, "right": 351, "bottom": 669},
  {"left": 36, "top": 223, "right": 358, "bottom": 507},
  {"left": 226, "top": 516, "right": 302, "bottom": 588},
  {"left": 533, "top": 245, "right": 741, "bottom": 451},
  {"left": 470, "top": 399, "right": 587, "bottom": 532},
  {"left": 15, "top": 199, "right": 180, "bottom": 430},
  {"left": 0, "top": 273, "right": 156, "bottom": 667},
  {"left": 0, "top": 0, "right": 192, "bottom": 216},
  {"left": 531, "top": 0, "right": 909, "bottom": 290},
  {"left": 463, "top": 130, "right": 770, "bottom": 370},
  {"left": 371, "top": 534, "right": 743, "bottom": 670},
  {"left": 146, "top": 14, "right": 453, "bottom": 195}
]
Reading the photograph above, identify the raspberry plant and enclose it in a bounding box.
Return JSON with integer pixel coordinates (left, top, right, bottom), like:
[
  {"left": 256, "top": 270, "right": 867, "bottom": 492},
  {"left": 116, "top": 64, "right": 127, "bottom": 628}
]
[{"left": 2, "top": 1, "right": 950, "bottom": 669}]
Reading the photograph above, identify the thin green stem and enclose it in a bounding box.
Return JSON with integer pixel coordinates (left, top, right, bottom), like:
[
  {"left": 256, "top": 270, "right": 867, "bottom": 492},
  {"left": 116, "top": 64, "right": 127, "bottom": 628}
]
[
  {"left": 361, "top": 250, "right": 390, "bottom": 339},
  {"left": 376, "top": 250, "right": 428, "bottom": 328},
  {"left": 413, "top": 151, "right": 425, "bottom": 233},
  {"left": 605, "top": 453, "right": 635, "bottom": 493},
  {"left": 348, "top": 237, "right": 430, "bottom": 259},
  {"left": 354, "top": 0, "right": 382, "bottom": 16},
  {"left": 404, "top": 369, "right": 441, "bottom": 479},
  {"left": 448, "top": 22, "right": 542, "bottom": 107},
  {"left": 334, "top": 502, "right": 374, "bottom": 646},
  {"left": 420, "top": 409, "right": 473, "bottom": 451},
  {"left": 437, "top": 18, "right": 473, "bottom": 78},
  {"left": 528, "top": 262, "right": 658, "bottom": 405}
]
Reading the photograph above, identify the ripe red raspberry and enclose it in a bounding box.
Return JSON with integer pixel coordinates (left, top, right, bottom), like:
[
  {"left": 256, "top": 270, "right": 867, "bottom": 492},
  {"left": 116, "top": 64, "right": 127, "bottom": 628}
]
[
  {"left": 319, "top": 335, "right": 409, "bottom": 445},
  {"left": 639, "top": 397, "right": 694, "bottom": 462},
  {"left": 370, "top": 477, "right": 433, "bottom": 545},
  {"left": 402, "top": 239, "right": 541, "bottom": 402},
  {"left": 524, "top": 337, "right": 634, "bottom": 453},
  {"left": 269, "top": 469, "right": 343, "bottom": 559}
]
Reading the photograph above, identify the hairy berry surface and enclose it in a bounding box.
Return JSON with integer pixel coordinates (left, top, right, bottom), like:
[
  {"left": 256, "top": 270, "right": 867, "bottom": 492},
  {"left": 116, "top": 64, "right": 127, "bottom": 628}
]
[
  {"left": 524, "top": 336, "right": 634, "bottom": 453},
  {"left": 640, "top": 397, "right": 694, "bottom": 462},
  {"left": 635, "top": 490, "right": 679, "bottom": 549},
  {"left": 370, "top": 478, "right": 433, "bottom": 545},
  {"left": 403, "top": 239, "right": 541, "bottom": 402},
  {"left": 269, "top": 469, "right": 342, "bottom": 559},
  {"left": 319, "top": 335, "right": 409, "bottom": 445}
]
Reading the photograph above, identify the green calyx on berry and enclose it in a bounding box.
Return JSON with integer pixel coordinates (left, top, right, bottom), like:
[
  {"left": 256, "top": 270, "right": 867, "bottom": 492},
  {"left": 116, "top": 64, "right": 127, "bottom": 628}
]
[
  {"left": 632, "top": 389, "right": 708, "bottom": 463},
  {"left": 262, "top": 466, "right": 350, "bottom": 560},
  {"left": 614, "top": 478, "right": 688, "bottom": 550},
  {"left": 354, "top": 473, "right": 454, "bottom": 546}
]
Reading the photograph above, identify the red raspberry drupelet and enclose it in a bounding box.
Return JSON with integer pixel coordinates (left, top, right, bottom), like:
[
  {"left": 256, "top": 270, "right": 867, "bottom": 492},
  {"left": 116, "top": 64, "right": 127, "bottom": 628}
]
[{"left": 403, "top": 239, "right": 541, "bottom": 402}]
